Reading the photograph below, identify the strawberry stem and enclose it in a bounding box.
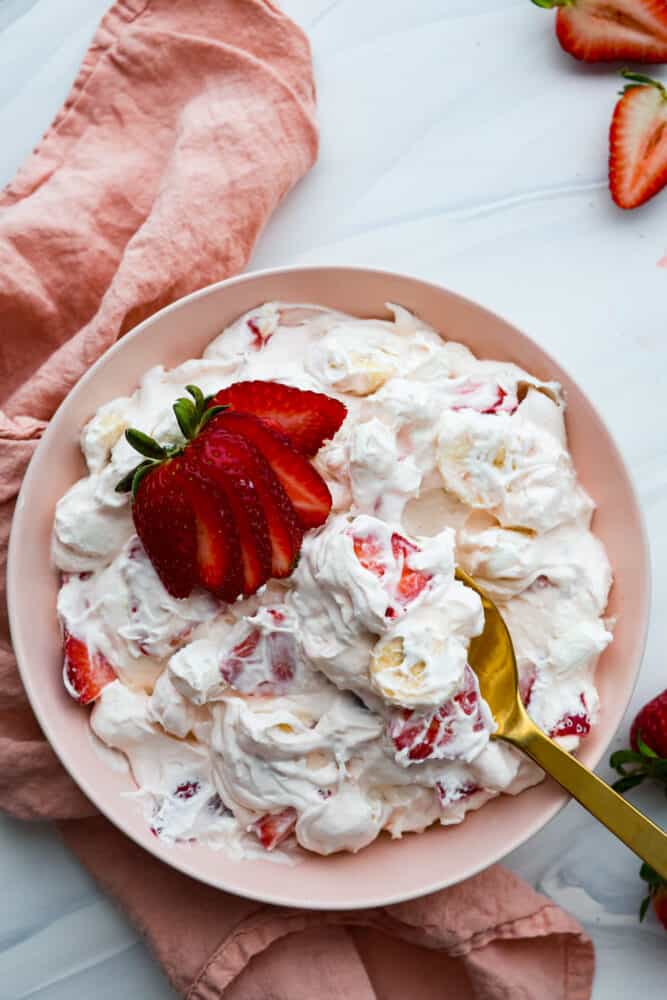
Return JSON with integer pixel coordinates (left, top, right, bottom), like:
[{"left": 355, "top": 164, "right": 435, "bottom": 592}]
[
  {"left": 620, "top": 69, "right": 667, "bottom": 99},
  {"left": 115, "top": 385, "right": 227, "bottom": 497}
]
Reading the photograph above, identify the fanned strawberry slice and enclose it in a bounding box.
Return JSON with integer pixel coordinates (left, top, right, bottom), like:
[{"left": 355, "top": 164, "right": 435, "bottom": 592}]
[
  {"left": 186, "top": 430, "right": 272, "bottom": 595},
  {"left": 609, "top": 71, "right": 667, "bottom": 210},
  {"left": 63, "top": 630, "right": 116, "bottom": 705},
  {"left": 214, "top": 411, "right": 332, "bottom": 529},
  {"left": 250, "top": 807, "right": 298, "bottom": 850},
  {"left": 533, "top": 0, "right": 667, "bottom": 63},
  {"left": 180, "top": 469, "right": 243, "bottom": 602},
  {"left": 234, "top": 437, "right": 304, "bottom": 577},
  {"left": 132, "top": 460, "right": 198, "bottom": 598},
  {"left": 212, "top": 380, "right": 347, "bottom": 455}
]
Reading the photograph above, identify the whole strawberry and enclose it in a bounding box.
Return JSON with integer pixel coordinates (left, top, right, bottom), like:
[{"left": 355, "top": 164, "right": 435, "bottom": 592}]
[
  {"left": 639, "top": 863, "right": 667, "bottom": 929},
  {"left": 610, "top": 688, "right": 667, "bottom": 793}
]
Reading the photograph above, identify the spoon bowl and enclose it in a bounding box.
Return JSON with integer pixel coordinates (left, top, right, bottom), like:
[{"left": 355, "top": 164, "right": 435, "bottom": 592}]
[{"left": 456, "top": 568, "right": 667, "bottom": 880}]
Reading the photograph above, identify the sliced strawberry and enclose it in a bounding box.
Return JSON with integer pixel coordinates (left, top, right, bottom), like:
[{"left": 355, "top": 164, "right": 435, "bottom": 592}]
[
  {"left": 550, "top": 695, "right": 591, "bottom": 738},
  {"left": 390, "top": 666, "right": 487, "bottom": 762},
  {"left": 391, "top": 533, "right": 432, "bottom": 605},
  {"left": 250, "top": 807, "right": 298, "bottom": 850},
  {"left": 132, "top": 459, "right": 198, "bottom": 598},
  {"left": 353, "top": 534, "right": 387, "bottom": 577},
  {"left": 435, "top": 780, "right": 480, "bottom": 807},
  {"left": 534, "top": 0, "right": 667, "bottom": 63},
  {"left": 213, "top": 412, "right": 332, "bottom": 529},
  {"left": 63, "top": 630, "right": 116, "bottom": 705},
  {"left": 180, "top": 468, "right": 242, "bottom": 602},
  {"left": 212, "top": 380, "right": 347, "bottom": 455},
  {"left": 186, "top": 430, "right": 272, "bottom": 595},
  {"left": 609, "top": 71, "right": 667, "bottom": 210},
  {"left": 191, "top": 424, "right": 301, "bottom": 582}
]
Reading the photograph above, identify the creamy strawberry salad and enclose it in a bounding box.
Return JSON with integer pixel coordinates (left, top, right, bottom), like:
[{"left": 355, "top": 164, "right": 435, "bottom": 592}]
[{"left": 52, "top": 302, "right": 613, "bottom": 858}]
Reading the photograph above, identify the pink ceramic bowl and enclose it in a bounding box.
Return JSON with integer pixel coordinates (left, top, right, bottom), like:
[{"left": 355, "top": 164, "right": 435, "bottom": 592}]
[{"left": 7, "top": 267, "right": 650, "bottom": 909}]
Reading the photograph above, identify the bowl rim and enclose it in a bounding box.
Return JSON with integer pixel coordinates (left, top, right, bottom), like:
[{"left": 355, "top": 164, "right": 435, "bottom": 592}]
[{"left": 7, "top": 264, "right": 652, "bottom": 909}]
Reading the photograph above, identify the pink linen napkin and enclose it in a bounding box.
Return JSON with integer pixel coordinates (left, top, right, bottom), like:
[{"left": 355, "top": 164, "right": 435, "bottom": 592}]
[{"left": 0, "top": 2, "right": 595, "bottom": 997}]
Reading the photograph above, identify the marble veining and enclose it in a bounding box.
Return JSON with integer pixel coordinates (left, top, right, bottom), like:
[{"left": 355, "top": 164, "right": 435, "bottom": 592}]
[{"left": 2, "top": 0, "right": 666, "bottom": 996}]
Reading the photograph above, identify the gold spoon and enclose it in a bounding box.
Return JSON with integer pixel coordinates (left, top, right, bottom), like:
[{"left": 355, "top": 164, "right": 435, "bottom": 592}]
[{"left": 456, "top": 567, "right": 667, "bottom": 879}]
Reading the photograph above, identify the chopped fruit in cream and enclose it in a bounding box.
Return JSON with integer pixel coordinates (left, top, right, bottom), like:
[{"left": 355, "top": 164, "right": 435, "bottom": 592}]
[{"left": 53, "top": 302, "right": 612, "bottom": 856}]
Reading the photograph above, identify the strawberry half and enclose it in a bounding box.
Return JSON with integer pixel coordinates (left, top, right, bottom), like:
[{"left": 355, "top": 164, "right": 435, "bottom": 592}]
[
  {"left": 212, "top": 380, "right": 347, "bottom": 455},
  {"left": 609, "top": 70, "right": 667, "bottom": 209},
  {"left": 186, "top": 429, "right": 272, "bottom": 595},
  {"left": 63, "top": 630, "right": 116, "bottom": 704},
  {"left": 215, "top": 411, "right": 332, "bottom": 529},
  {"left": 533, "top": 0, "right": 667, "bottom": 63}
]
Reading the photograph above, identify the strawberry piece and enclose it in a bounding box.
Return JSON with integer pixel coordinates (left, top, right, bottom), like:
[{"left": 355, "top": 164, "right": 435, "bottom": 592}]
[
  {"left": 220, "top": 628, "right": 261, "bottom": 684},
  {"left": 550, "top": 695, "right": 591, "bottom": 738},
  {"left": 214, "top": 412, "right": 332, "bottom": 529},
  {"left": 436, "top": 780, "right": 481, "bottom": 807},
  {"left": 609, "top": 72, "right": 667, "bottom": 210},
  {"left": 63, "top": 630, "right": 116, "bottom": 705},
  {"left": 212, "top": 380, "right": 347, "bottom": 455},
  {"left": 390, "top": 666, "right": 486, "bottom": 762},
  {"left": 353, "top": 531, "right": 431, "bottom": 614},
  {"left": 187, "top": 429, "right": 272, "bottom": 595},
  {"left": 175, "top": 780, "right": 200, "bottom": 800},
  {"left": 180, "top": 468, "right": 243, "bottom": 602},
  {"left": 519, "top": 664, "right": 537, "bottom": 708},
  {"left": 266, "top": 632, "right": 296, "bottom": 683},
  {"left": 132, "top": 459, "right": 198, "bottom": 598},
  {"left": 391, "top": 533, "right": 431, "bottom": 605},
  {"left": 481, "top": 386, "right": 508, "bottom": 414},
  {"left": 353, "top": 534, "right": 386, "bottom": 577},
  {"left": 250, "top": 807, "right": 298, "bottom": 850},
  {"left": 534, "top": 0, "right": 667, "bottom": 63}
]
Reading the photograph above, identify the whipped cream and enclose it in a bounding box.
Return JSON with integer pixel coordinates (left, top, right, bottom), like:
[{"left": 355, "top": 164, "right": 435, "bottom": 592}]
[{"left": 53, "top": 302, "right": 612, "bottom": 857}]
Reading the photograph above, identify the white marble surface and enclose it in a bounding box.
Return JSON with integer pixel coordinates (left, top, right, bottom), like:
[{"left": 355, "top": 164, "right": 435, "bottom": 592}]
[{"left": 1, "top": 0, "right": 666, "bottom": 996}]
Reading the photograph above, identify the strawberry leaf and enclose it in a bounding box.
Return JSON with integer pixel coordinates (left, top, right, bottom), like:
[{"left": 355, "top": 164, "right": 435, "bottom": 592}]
[
  {"left": 610, "top": 749, "right": 645, "bottom": 770},
  {"left": 132, "top": 460, "right": 156, "bottom": 497},
  {"left": 125, "top": 429, "right": 167, "bottom": 460},
  {"left": 639, "top": 894, "right": 651, "bottom": 922},
  {"left": 612, "top": 773, "right": 645, "bottom": 794},
  {"left": 115, "top": 459, "right": 153, "bottom": 493},
  {"left": 186, "top": 384, "right": 204, "bottom": 409},
  {"left": 198, "top": 405, "right": 227, "bottom": 432},
  {"left": 173, "top": 398, "right": 197, "bottom": 439},
  {"left": 637, "top": 733, "right": 659, "bottom": 759}
]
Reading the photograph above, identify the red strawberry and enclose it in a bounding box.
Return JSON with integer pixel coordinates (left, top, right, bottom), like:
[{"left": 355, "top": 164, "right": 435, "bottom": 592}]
[
  {"left": 63, "top": 630, "right": 116, "bottom": 704},
  {"left": 639, "top": 863, "right": 667, "bottom": 929},
  {"left": 610, "top": 688, "right": 667, "bottom": 792},
  {"left": 214, "top": 411, "right": 332, "bottom": 529},
  {"left": 609, "top": 71, "right": 667, "bottom": 209},
  {"left": 117, "top": 382, "right": 336, "bottom": 601},
  {"left": 631, "top": 689, "right": 667, "bottom": 756},
  {"left": 179, "top": 468, "right": 243, "bottom": 602},
  {"left": 132, "top": 460, "right": 198, "bottom": 599},
  {"left": 533, "top": 0, "right": 667, "bottom": 63},
  {"left": 212, "top": 380, "right": 347, "bottom": 455},
  {"left": 250, "top": 807, "right": 298, "bottom": 850},
  {"left": 186, "top": 430, "right": 272, "bottom": 595}
]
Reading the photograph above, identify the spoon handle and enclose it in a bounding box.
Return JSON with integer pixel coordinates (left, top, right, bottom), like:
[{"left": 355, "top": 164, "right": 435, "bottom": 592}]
[{"left": 503, "top": 721, "right": 667, "bottom": 879}]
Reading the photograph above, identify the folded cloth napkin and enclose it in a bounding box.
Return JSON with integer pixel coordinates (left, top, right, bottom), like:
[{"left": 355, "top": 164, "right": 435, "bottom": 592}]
[{"left": 0, "top": 2, "right": 595, "bottom": 997}]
